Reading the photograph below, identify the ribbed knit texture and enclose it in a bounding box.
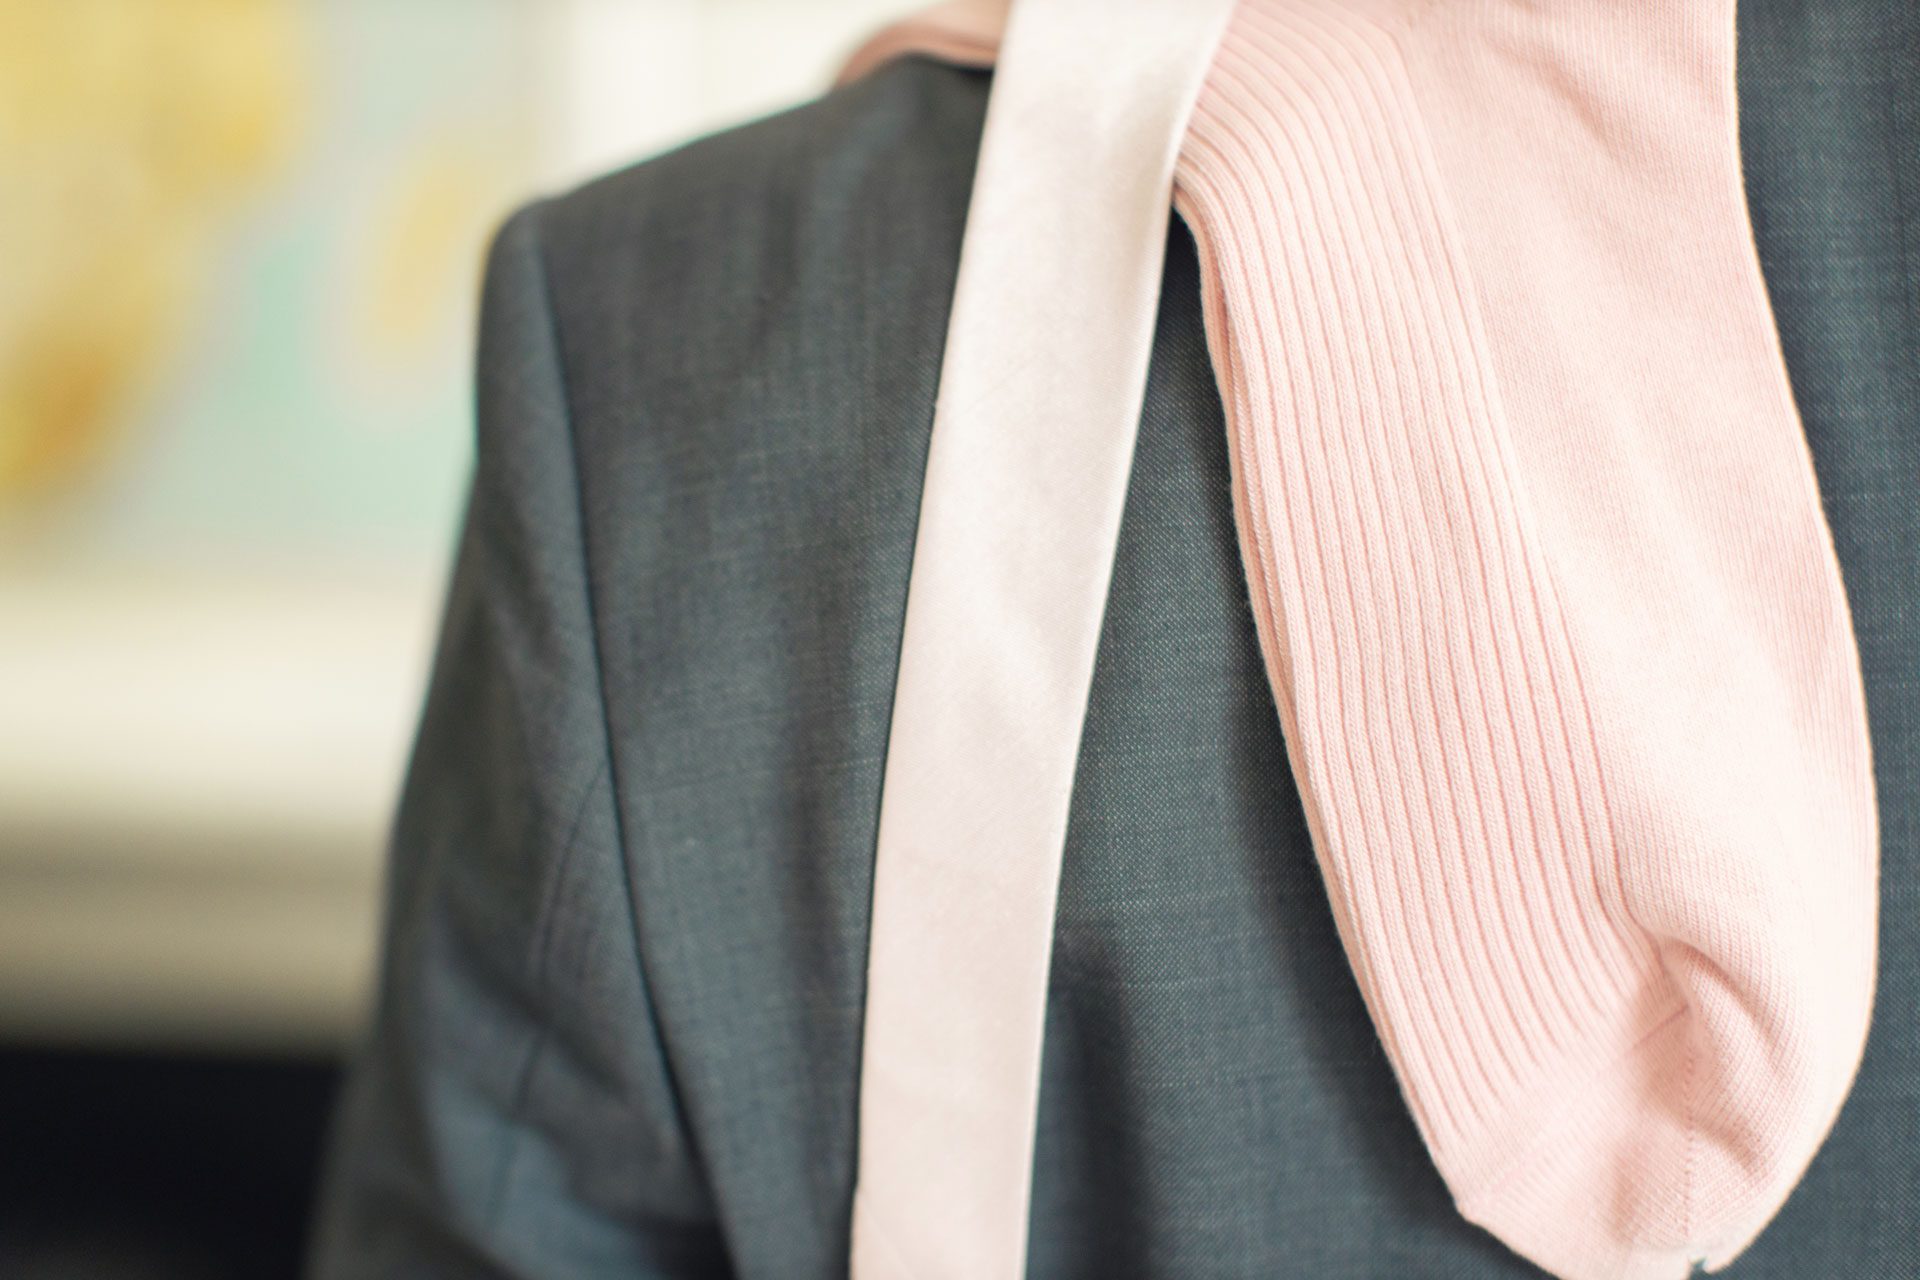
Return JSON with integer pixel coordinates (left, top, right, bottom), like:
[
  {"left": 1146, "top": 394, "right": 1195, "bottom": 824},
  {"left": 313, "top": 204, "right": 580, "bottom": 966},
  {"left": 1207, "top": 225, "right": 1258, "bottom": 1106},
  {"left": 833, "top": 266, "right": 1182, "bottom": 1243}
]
[{"left": 842, "top": 3, "right": 1879, "bottom": 1277}]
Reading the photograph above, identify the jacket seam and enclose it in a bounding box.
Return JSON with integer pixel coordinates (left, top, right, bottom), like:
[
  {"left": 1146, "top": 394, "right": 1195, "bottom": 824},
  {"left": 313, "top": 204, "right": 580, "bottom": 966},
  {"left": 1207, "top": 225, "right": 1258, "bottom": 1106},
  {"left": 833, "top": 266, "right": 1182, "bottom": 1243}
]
[{"left": 518, "top": 199, "right": 717, "bottom": 1201}]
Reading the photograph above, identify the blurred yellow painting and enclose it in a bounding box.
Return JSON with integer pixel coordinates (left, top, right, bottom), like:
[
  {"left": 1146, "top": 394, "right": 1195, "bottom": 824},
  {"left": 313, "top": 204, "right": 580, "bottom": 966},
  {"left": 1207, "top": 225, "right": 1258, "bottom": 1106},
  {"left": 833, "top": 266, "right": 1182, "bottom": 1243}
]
[{"left": 0, "top": 0, "right": 535, "bottom": 564}]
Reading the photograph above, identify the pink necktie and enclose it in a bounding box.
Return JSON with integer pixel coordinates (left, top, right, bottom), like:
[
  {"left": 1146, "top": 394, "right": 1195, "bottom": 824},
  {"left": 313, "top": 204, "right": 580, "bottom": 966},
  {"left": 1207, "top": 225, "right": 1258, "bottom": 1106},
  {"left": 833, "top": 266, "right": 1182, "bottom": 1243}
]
[
  {"left": 845, "top": 4, "right": 1878, "bottom": 1277},
  {"left": 850, "top": 3, "right": 1235, "bottom": 1275}
]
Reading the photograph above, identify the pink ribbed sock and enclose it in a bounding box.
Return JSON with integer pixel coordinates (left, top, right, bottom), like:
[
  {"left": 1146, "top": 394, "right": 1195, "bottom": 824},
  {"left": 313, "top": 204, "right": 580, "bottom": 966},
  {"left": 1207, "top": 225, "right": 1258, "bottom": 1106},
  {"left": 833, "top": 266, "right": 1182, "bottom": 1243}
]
[
  {"left": 844, "top": 3, "right": 1878, "bottom": 1276},
  {"left": 1174, "top": 1, "right": 1878, "bottom": 1273}
]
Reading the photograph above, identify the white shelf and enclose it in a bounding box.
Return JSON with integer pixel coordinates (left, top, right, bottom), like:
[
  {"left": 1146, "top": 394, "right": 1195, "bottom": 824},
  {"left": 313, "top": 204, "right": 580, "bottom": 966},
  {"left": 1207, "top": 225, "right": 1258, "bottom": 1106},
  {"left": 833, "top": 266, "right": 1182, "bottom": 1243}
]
[{"left": 0, "top": 565, "right": 442, "bottom": 1054}]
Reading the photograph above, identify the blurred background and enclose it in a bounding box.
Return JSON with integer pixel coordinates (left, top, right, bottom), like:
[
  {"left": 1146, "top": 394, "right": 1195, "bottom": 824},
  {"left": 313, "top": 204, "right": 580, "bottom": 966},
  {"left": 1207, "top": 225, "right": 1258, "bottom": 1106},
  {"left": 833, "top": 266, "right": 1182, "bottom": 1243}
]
[{"left": 0, "top": 1, "right": 909, "bottom": 1274}]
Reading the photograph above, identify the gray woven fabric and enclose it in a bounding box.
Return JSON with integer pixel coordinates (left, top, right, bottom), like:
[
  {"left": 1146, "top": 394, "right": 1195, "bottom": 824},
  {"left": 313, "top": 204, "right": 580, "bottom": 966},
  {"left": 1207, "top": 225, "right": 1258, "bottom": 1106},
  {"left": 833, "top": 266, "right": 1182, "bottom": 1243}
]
[
  {"left": 1729, "top": 3, "right": 1919, "bottom": 1275},
  {"left": 309, "top": 6, "right": 1916, "bottom": 1274}
]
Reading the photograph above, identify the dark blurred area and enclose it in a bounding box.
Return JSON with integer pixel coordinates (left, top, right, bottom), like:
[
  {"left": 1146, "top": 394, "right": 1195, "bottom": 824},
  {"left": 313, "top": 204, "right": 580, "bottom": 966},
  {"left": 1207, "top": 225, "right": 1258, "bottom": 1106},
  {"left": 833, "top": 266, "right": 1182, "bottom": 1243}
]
[{"left": 0, "top": 1048, "right": 337, "bottom": 1280}]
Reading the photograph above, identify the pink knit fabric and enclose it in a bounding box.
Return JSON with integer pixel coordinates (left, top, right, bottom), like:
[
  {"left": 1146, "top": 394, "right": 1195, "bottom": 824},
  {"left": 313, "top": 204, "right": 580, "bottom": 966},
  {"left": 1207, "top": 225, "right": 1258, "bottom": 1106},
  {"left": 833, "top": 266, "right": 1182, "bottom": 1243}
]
[{"left": 843, "top": 2, "right": 1878, "bottom": 1276}]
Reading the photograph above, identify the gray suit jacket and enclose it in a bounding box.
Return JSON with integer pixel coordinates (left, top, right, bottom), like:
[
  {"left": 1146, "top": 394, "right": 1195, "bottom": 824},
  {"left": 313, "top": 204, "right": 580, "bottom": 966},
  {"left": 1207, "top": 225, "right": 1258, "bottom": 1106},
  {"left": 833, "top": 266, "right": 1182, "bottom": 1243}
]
[{"left": 309, "top": 5, "right": 1918, "bottom": 1275}]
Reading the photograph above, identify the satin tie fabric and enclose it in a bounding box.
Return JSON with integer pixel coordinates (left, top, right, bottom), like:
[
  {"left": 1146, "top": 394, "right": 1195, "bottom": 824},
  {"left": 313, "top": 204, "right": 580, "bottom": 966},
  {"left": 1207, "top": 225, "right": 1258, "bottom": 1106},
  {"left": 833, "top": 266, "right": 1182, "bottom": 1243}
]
[{"left": 850, "top": 3, "right": 1235, "bottom": 1275}]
